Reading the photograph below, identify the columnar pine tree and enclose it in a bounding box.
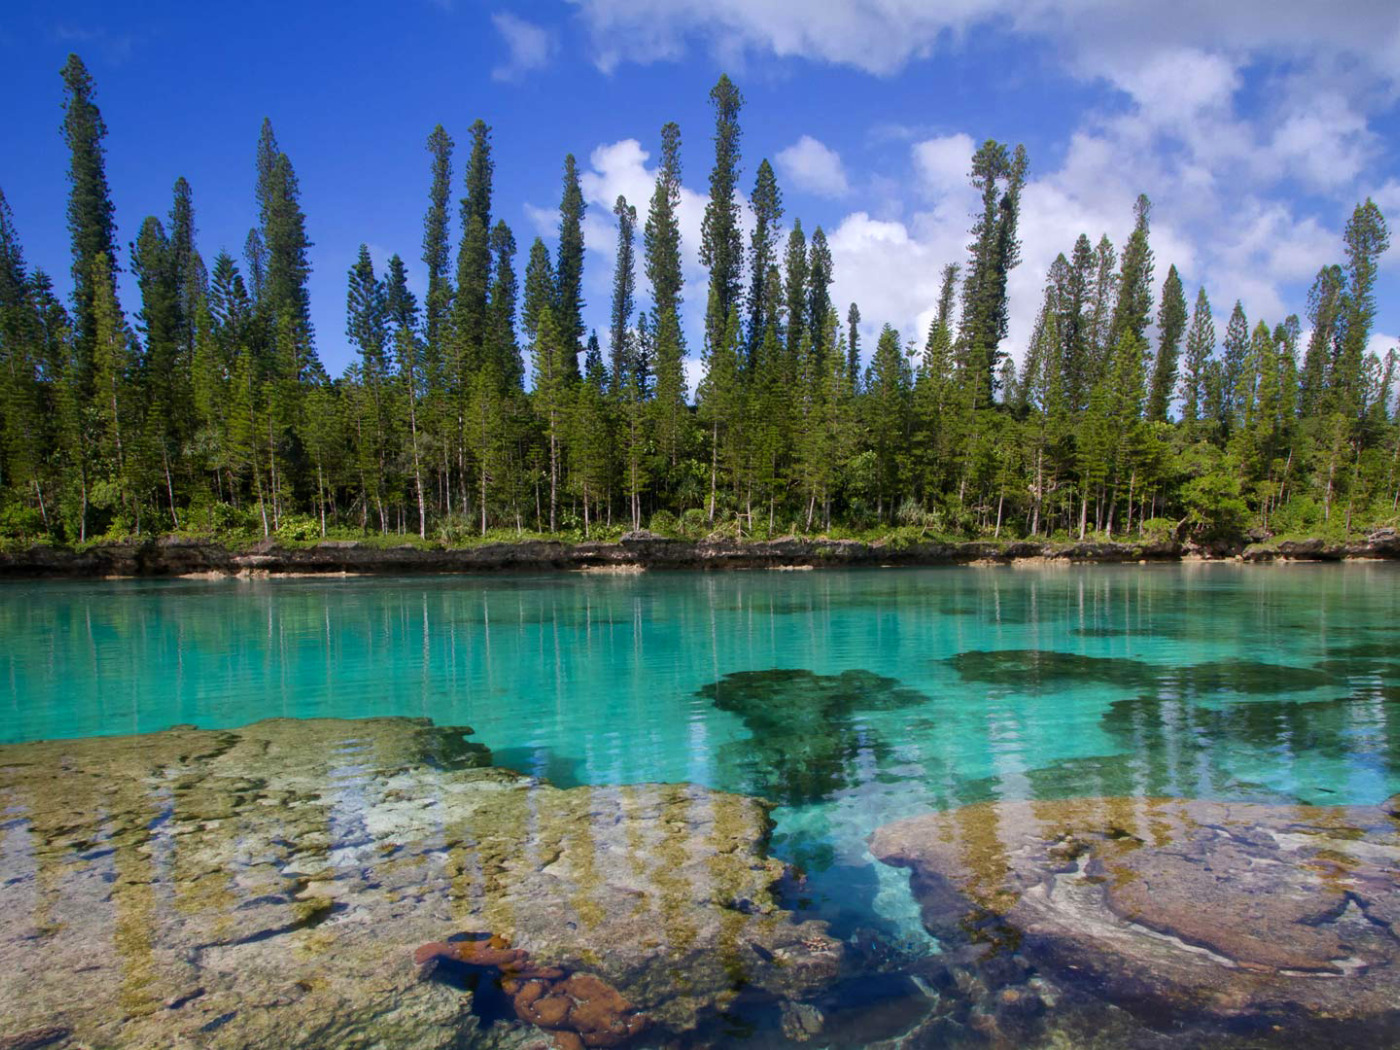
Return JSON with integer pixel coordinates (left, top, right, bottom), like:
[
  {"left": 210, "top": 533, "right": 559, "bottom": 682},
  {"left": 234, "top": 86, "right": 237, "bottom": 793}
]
[
  {"left": 807, "top": 228, "right": 834, "bottom": 364},
  {"left": 1220, "top": 302, "right": 1250, "bottom": 434},
  {"left": 1147, "top": 264, "right": 1187, "bottom": 422},
  {"left": 386, "top": 254, "right": 426, "bottom": 537},
  {"left": 700, "top": 75, "right": 744, "bottom": 354},
  {"left": 783, "top": 222, "right": 808, "bottom": 361},
  {"left": 132, "top": 214, "right": 185, "bottom": 523},
  {"left": 61, "top": 54, "right": 118, "bottom": 384},
  {"left": 1109, "top": 195, "right": 1155, "bottom": 348},
  {"left": 845, "top": 303, "right": 862, "bottom": 387},
  {"left": 455, "top": 119, "right": 494, "bottom": 375},
  {"left": 609, "top": 196, "right": 637, "bottom": 392},
  {"left": 555, "top": 154, "right": 586, "bottom": 376},
  {"left": 1179, "top": 287, "right": 1215, "bottom": 433},
  {"left": 957, "top": 141, "right": 1027, "bottom": 408},
  {"left": 646, "top": 123, "right": 688, "bottom": 469},
  {"left": 746, "top": 159, "right": 783, "bottom": 365},
  {"left": 346, "top": 245, "right": 390, "bottom": 530},
  {"left": 256, "top": 121, "right": 314, "bottom": 339},
  {"left": 422, "top": 125, "right": 454, "bottom": 359},
  {"left": 1299, "top": 265, "right": 1345, "bottom": 418}
]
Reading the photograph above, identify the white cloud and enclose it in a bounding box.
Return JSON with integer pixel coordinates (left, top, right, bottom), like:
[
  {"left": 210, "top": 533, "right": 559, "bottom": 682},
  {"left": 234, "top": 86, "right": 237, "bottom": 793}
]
[
  {"left": 491, "top": 13, "right": 556, "bottom": 82},
  {"left": 1265, "top": 93, "right": 1376, "bottom": 190},
  {"left": 825, "top": 212, "right": 953, "bottom": 363},
  {"left": 911, "top": 134, "right": 975, "bottom": 199},
  {"left": 557, "top": 0, "right": 1400, "bottom": 373},
  {"left": 775, "top": 135, "right": 850, "bottom": 198},
  {"left": 569, "top": 0, "right": 1400, "bottom": 85},
  {"left": 1369, "top": 332, "right": 1400, "bottom": 358}
]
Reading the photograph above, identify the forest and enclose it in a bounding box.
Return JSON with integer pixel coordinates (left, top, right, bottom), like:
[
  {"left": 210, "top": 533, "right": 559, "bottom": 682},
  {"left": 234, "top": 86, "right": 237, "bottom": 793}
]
[{"left": 0, "top": 56, "right": 1397, "bottom": 548}]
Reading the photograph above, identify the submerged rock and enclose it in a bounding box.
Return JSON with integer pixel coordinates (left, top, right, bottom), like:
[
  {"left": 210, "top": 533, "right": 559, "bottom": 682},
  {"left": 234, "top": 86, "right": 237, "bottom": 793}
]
[
  {"left": 869, "top": 796, "right": 1400, "bottom": 1030},
  {"left": 697, "top": 668, "right": 930, "bottom": 807},
  {"left": 413, "top": 934, "right": 646, "bottom": 1048},
  {"left": 0, "top": 717, "right": 839, "bottom": 1049},
  {"left": 946, "top": 649, "right": 1339, "bottom": 697}
]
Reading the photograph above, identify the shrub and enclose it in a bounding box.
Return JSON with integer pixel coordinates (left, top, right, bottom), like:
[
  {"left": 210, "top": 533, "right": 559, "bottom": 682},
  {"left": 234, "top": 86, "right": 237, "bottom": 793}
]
[
  {"left": 1137, "top": 517, "right": 1178, "bottom": 545},
  {"left": 274, "top": 514, "right": 321, "bottom": 543},
  {"left": 0, "top": 502, "right": 45, "bottom": 541},
  {"left": 1181, "top": 472, "right": 1250, "bottom": 540},
  {"left": 648, "top": 509, "right": 681, "bottom": 537},
  {"left": 680, "top": 508, "right": 708, "bottom": 537}
]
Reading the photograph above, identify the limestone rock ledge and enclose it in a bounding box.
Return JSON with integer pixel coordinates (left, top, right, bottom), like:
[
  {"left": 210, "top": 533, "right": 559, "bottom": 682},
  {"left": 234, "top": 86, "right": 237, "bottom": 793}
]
[
  {"left": 869, "top": 795, "right": 1400, "bottom": 1030},
  {"left": 0, "top": 717, "right": 839, "bottom": 1049}
]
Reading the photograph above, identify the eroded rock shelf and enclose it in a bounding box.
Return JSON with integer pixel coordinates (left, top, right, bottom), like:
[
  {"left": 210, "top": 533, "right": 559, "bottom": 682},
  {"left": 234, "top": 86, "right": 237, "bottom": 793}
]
[{"left": 0, "top": 717, "right": 839, "bottom": 1049}]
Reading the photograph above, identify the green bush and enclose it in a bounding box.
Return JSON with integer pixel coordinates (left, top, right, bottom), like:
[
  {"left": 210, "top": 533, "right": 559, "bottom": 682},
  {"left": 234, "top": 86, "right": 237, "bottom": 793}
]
[
  {"left": 0, "top": 502, "right": 46, "bottom": 541},
  {"left": 895, "top": 497, "right": 942, "bottom": 530},
  {"left": 680, "top": 508, "right": 708, "bottom": 537},
  {"left": 648, "top": 509, "right": 681, "bottom": 537},
  {"left": 275, "top": 514, "right": 322, "bottom": 543},
  {"left": 1137, "top": 517, "right": 1178, "bottom": 545},
  {"left": 1181, "top": 472, "right": 1250, "bottom": 539},
  {"left": 1268, "top": 496, "right": 1324, "bottom": 537}
]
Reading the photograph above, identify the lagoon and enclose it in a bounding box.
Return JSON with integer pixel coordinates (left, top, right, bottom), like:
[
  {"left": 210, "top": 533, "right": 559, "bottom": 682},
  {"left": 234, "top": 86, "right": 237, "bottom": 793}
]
[{"left": 2, "top": 563, "right": 1399, "bottom": 1047}]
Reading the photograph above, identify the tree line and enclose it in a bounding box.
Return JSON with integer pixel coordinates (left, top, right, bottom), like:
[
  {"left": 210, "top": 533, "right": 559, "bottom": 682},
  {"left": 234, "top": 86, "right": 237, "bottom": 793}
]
[{"left": 0, "top": 57, "right": 1396, "bottom": 546}]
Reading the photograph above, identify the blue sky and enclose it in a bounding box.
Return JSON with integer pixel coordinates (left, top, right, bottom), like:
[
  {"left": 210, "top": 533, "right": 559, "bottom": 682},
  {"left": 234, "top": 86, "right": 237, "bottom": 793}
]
[{"left": 3, "top": 0, "right": 1399, "bottom": 384}]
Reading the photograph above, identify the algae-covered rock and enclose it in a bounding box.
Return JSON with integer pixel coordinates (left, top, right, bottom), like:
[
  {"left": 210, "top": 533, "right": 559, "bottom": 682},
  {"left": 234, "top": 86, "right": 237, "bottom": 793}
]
[
  {"left": 0, "top": 717, "right": 838, "bottom": 1049},
  {"left": 870, "top": 795, "right": 1400, "bottom": 1029},
  {"left": 697, "top": 668, "right": 929, "bottom": 806}
]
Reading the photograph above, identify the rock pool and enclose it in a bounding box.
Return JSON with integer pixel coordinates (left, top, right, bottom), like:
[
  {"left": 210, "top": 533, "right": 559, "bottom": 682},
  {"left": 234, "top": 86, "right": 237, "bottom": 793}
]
[{"left": 1, "top": 563, "right": 1398, "bottom": 1047}]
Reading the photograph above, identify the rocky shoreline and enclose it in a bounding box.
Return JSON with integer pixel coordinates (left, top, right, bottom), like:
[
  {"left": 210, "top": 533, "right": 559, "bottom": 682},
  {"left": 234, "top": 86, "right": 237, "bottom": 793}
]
[
  {"left": 2, "top": 529, "right": 1398, "bottom": 578},
  {"left": 869, "top": 795, "right": 1400, "bottom": 1037},
  {"left": 0, "top": 717, "right": 842, "bottom": 1050},
  {"left": 5, "top": 715, "right": 1400, "bottom": 1047}
]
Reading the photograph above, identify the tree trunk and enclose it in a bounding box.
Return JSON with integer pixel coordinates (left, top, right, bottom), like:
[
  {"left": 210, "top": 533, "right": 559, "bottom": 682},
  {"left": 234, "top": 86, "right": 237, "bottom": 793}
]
[
  {"left": 316, "top": 461, "right": 327, "bottom": 537},
  {"left": 707, "top": 422, "right": 719, "bottom": 522},
  {"left": 549, "top": 421, "right": 558, "bottom": 533},
  {"left": 163, "top": 447, "right": 180, "bottom": 529}
]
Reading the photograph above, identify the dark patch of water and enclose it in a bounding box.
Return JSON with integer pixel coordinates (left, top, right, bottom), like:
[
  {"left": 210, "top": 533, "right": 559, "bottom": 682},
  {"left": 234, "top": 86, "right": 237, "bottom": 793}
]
[{"left": 697, "top": 669, "right": 928, "bottom": 808}]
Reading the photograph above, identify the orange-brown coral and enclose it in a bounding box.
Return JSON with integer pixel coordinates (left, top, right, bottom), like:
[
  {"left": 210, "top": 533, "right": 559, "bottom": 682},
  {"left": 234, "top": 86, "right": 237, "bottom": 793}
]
[{"left": 414, "top": 935, "right": 648, "bottom": 1047}]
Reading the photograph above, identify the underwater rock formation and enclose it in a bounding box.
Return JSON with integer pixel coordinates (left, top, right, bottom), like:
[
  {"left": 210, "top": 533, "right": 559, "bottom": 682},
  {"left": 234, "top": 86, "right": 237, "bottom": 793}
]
[
  {"left": 946, "top": 649, "right": 1340, "bottom": 697},
  {"left": 415, "top": 934, "right": 647, "bottom": 1049},
  {"left": 870, "top": 795, "right": 1400, "bottom": 1030},
  {"left": 0, "top": 717, "right": 840, "bottom": 1049},
  {"left": 697, "top": 668, "right": 930, "bottom": 806}
]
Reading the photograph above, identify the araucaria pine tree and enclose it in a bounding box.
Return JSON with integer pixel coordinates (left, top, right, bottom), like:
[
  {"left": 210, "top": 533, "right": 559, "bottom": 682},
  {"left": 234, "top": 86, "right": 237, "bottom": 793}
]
[
  {"left": 3, "top": 62, "right": 1399, "bottom": 548},
  {"left": 700, "top": 75, "right": 745, "bottom": 355}
]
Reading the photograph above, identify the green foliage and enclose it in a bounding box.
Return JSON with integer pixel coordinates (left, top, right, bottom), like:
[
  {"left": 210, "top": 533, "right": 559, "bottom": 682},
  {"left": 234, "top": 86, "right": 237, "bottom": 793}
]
[
  {"left": 0, "top": 500, "right": 46, "bottom": 541},
  {"left": 1137, "top": 517, "right": 1177, "bottom": 545},
  {"left": 3, "top": 63, "right": 1398, "bottom": 554},
  {"left": 1180, "top": 472, "right": 1251, "bottom": 538},
  {"left": 270, "top": 513, "right": 317, "bottom": 542}
]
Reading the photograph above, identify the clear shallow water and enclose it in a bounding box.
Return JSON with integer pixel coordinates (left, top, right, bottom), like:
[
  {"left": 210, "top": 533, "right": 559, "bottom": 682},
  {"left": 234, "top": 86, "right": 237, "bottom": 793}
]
[{"left": 3, "top": 563, "right": 1399, "bottom": 951}]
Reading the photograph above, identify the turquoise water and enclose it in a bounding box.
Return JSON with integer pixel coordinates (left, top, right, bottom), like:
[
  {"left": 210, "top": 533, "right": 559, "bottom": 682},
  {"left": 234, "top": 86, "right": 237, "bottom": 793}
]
[{"left": 3, "top": 563, "right": 1399, "bottom": 948}]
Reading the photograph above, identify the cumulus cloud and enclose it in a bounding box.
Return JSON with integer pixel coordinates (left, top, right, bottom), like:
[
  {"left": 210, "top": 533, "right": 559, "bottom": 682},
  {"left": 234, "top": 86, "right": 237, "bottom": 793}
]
[
  {"left": 911, "top": 134, "right": 975, "bottom": 199},
  {"left": 775, "top": 136, "right": 850, "bottom": 198},
  {"left": 557, "top": 0, "right": 1400, "bottom": 372},
  {"left": 570, "top": 0, "right": 1400, "bottom": 84},
  {"left": 491, "top": 13, "right": 557, "bottom": 82}
]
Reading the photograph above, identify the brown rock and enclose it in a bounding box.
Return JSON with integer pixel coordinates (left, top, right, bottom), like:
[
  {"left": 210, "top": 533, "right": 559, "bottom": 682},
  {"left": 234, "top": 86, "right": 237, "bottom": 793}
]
[
  {"left": 414, "top": 935, "right": 648, "bottom": 1047},
  {"left": 0, "top": 717, "right": 836, "bottom": 1049},
  {"left": 413, "top": 939, "right": 531, "bottom": 970},
  {"left": 870, "top": 796, "right": 1400, "bottom": 1026}
]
